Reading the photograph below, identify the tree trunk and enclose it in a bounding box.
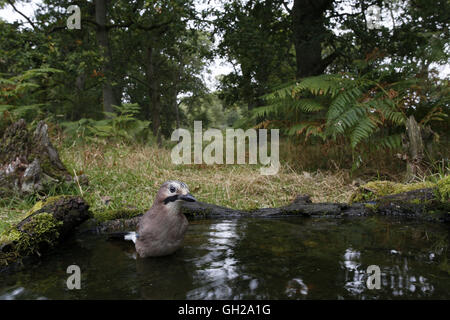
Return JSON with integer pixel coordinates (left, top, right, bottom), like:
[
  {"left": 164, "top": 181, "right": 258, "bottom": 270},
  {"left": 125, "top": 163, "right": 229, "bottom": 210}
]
[
  {"left": 95, "top": 0, "right": 118, "bottom": 115},
  {"left": 146, "top": 46, "right": 162, "bottom": 146},
  {"left": 175, "top": 101, "right": 180, "bottom": 129},
  {"left": 291, "top": 0, "right": 335, "bottom": 78},
  {"left": 173, "top": 72, "right": 180, "bottom": 129},
  {"left": 403, "top": 115, "right": 427, "bottom": 181}
]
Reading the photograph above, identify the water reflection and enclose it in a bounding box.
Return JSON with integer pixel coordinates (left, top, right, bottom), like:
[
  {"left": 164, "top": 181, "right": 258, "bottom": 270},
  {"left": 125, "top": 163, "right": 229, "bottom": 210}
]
[
  {"left": 382, "top": 263, "right": 434, "bottom": 297},
  {"left": 340, "top": 247, "right": 436, "bottom": 298},
  {"left": 285, "top": 278, "right": 308, "bottom": 298},
  {"left": 0, "top": 287, "right": 25, "bottom": 300},
  {"left": 187, "top": 219, "right": 242, "bottom": 299},
  {"left": 341, "top": 248, "right": 365, "bottom": 295},
  {"left": 0, "top": 217, "right": 449, "bottom": 299}
]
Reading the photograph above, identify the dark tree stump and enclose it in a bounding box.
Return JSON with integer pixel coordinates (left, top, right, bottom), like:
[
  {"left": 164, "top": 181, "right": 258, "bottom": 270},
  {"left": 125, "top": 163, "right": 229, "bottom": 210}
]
[
  {"left": 0, "top": 119, "right": 75, "bottom": 196},
  {"left": 402, "top": 115, "right": 434, "bottom": 181}
]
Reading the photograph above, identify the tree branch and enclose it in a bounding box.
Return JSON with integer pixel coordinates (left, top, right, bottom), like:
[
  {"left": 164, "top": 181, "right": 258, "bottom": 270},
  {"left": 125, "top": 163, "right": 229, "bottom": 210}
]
[
  {"left": 134, "top": 20, "right": 173, "bottom": 32},
  {"left": 326, "top": 11, "right": 363, "bottom": 20},
  {"left": 282, "top": 1, "right": 292, "bottom": 14},
  {"left": 6, "top": 0, "right": 38, "bottom": 30},
  {"left": 126, "top": 73, "right": 149, "bottom": 88},
  {"left": 46, "top": 25, "right": 67, "bottom": 34}
]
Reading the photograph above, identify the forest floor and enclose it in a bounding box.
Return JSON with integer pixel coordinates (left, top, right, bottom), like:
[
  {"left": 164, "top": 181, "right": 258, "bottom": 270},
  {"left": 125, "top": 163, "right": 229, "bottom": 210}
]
[
  {"left": 1, "top": 140, "right": 448, "bottom": 234},
  {"left": 0, "top": 142, "right": 362, "bottom": 233}
]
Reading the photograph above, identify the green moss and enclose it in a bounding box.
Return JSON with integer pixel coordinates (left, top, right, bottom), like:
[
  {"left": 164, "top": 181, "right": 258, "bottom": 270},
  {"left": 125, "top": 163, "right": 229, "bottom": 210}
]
[
  {"left": 0, "top": 178, "right": 17, "bottom": 197},
  {"left": 436, "top": 175, "right": 450, "bottom": 203},
  {"left": 1, "top": 196, "right": 69, "bottom": 249},
  {"left": 350, "top": 180, "right": 435, "bottom": 203},
  {"left": 438, "top": 257, "right": 450, "bottom": 275},
  {"left": 14, "top": 213, "right": 62, "bottom": 256},
  {"left": 0, "top": 195, "right": 76, "bottom": 241},
  {"left": 0, "top": 213, "right": 62, "bottom": 266},
  {"left": 0, "top": 120, "right": 32, "bottom": 164},
  {"left": 0, "top": 228, "right": 21, "bottom": 244},
  {"left": 25, "top": 196, "right": 68, "bottom": 218},
  {"left": 364, "top": 203, "right": 378, "bottom": 211}
]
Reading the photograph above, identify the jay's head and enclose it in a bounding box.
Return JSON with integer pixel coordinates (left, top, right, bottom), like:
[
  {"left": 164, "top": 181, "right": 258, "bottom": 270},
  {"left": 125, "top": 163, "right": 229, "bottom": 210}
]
[{"left": 156, "top": 180, "right": 196, "bottom": 209}]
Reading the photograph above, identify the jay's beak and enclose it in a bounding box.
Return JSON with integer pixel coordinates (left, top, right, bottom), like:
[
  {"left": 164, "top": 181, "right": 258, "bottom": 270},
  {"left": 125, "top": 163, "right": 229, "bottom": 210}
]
[{"left": 179, "top": 193, "right": 196, "bottom": 202}]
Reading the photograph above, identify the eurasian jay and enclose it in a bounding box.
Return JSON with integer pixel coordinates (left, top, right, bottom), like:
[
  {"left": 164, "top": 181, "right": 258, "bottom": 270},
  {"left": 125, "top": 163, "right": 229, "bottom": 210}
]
[{"left": 122, "top": 180, "right": 196, "bottom": 257}]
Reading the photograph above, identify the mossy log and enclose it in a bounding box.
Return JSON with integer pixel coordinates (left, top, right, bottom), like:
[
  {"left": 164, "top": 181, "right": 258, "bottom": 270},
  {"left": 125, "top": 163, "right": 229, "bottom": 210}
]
[
  {"left": 181, "top": 194, "right": 369, "bottom": 218},
  {"left": 349, "top": 180, "right": 435, "bottom": 203},
  {"left": 373, "top": 188, "right": 449, "bottom": 220},
  {"left": 184, "top": 189, "right": 448, "bottom": 221},
  {"left": 82, "top": 195, "right": 370, "bottom": 233},
  {"left": 0, "top": 196, "right": 91, "bottom": 268},
  {"left": 91, "top": 188, "right": 449, "bottom": 234},
  {"left": 0, "top": 119, "right": 76, "bottom": 196}
]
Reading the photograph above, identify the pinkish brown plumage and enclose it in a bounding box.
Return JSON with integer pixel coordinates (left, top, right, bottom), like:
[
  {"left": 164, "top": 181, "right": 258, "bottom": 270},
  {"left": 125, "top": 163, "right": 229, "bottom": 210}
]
[{"left": 134, "top": 180, "right": 196, "bottom": 257}]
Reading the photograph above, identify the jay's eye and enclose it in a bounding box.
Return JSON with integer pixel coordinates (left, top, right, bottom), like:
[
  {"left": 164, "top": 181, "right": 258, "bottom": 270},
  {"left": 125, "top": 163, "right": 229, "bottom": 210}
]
[{"left": 169, "top": 186, "right": 176, "bottom": 193}]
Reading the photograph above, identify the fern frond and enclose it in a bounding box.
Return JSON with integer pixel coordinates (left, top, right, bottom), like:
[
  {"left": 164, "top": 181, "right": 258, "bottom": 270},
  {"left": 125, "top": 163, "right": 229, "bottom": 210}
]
[
  {"left": 374, "top": 99, "right": 406, "bottom": 125},
  {"left": 253, "top": 104, "right": 281, "bottom": 117},
  {"left": 292, "top": 98, "right": 325, "bottom": 112},
  {"left": 350, "top": 117, "right": 379, "bottom": 147},
  {"left": 375, "top": 134, "right": 403, "bottom": 150},
  {"left": 327, "top": 85, "right": 366, "bottom": 122}
]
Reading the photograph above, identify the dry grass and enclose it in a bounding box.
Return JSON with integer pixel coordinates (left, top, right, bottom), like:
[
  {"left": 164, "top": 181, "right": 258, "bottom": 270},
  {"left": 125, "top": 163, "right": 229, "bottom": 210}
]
[
  {"left": 1, "top": 137, "right": 447, "bottom": 233},
  {"left": 0, "top": 141, "right": 358, "bottom": 233},
  {"left": 279, "top": 139, "right": 407, "bottom": 180},
  {"left": 60, "top": 142, "right": 356, "bottom": 217}
]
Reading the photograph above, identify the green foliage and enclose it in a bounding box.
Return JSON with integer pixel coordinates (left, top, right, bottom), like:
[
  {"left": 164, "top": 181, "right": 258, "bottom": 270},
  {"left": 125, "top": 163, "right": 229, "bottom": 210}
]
[
  {"left": 0, "top": 68, "right": 63, "bottom": 131},
  {"left": 61, "top": 104, "right": 153, "bottom": 144},
  {"left": 215, "top": 0, "right": 296, "bottom": 110},
  {"left": 255, "top": 69, "right": 447, "bottom": 151},
  {"left": 0, "top": 0, "right": 448, "bottom": 179},
  {"left": 181, "top": 93, "right": 234, "bottom": 129}
]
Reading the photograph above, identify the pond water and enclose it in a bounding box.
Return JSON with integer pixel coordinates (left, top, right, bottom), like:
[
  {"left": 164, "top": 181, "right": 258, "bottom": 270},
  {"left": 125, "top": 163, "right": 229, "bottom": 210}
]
[{"left": 1, "top": 216, "right": 449, "bottom": 300}]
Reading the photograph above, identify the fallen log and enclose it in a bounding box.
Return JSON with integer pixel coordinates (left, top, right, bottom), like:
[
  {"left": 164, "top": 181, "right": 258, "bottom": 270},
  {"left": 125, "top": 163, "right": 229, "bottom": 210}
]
[
  {"left": 90, "top": 189, "right": 449, "bottom": 234},
  {"left": 0, "top": 196, "right": 91, "bottom": 268},
  {"left": 181, "top": 194, "right": 369, "bottom": 218},
  {"left": 1, "top": 189, "right": 447, "bottom": 272}
]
